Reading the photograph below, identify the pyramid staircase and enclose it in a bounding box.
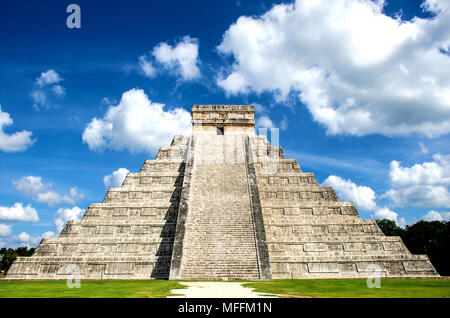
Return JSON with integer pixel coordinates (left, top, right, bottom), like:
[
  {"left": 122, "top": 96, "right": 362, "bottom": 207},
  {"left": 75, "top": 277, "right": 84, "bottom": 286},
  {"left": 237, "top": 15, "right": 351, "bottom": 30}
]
[{"left": 172, "top": 135, "right": 261, "bottom": 280}]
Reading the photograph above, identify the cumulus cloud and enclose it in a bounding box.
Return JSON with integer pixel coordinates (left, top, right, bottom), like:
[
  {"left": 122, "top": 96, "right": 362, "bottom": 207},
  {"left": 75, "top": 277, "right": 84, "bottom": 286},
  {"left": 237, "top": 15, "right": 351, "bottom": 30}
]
[
  {"left": 82, "top": 88, "right": 191, "bottom": 154},
  {"left": 0, "top": 106, "right": 35, "bottom": 152},
  {"left": 253, "top": 103, "right": 288, "bottom": 131},
  {"left": 104, "top": 168, "right": 130, "bottom": 188},
  {"left": 12, "top": 231, "right": 52, "bottom": 247},
  {"left": 0, "top": 203, "right": 39, "bottom": 222},
  {"left": 36, "top": 187, "right": 84, "bottom": 206},
  {"left": 138, "top": 55, "right": 156, "bottom": 78},
  {"left": 153, "top": 36, "right": 200, "bottom": 80},
  {"left": 42, "top": 231, "right": 56, "bottom": 239},
  {"left": 422, "top": 210, "right": 450, "bottom": 221},
  {"left": 256, "top": 115, "right": 275, "bottom": 129},
  {"left": 13, "top": 176, "right": 84, "bottom": 207},
  {"left": 0, "top": 223, "right": 12, "bottom": 236},
  {"left": 0, "top": 229, "right": 55, "bottom": 248},
  {"left": 372, "top": 206, "right": 407, "bottom": 228},
  {"left": 31, "top": 69, "right": 65, "bottom": 110},
  {"left": 322, "top": 175, "right": 377, "bottom": 211},
  {"left": 54, "top": 207, "right": 84, "bottom": 233},
  {"left": 13, "top": 176, "right": 48, "bottom": 196},
  {"left": 384, "top": 154, "right": 450, "bottom": 208},
  {"left": 36, "top": 69, "right": 61, "bottom": 87},
  {"left": 217, "top": 0, "right": 450, "bottom": 136},
  {"left": 322, "top": 175, "right": 407, "bottom": 226}
]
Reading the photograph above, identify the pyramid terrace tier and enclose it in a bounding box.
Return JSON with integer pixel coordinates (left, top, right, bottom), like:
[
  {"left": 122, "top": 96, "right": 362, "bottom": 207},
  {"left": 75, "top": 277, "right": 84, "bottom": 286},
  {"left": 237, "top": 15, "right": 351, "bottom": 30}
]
[
  {"left": 270, "top": 254, "right": 438, "bottom": 279},
  {"left": 6, "top": 256, "right": 171, "bottom": 280},
  {"left": 261, "top": 202, "right": 360, "bottom": 216},
  {"left": 59, "top": 220, "right": 176, "bottom": 238},
  {"left": 33, "top": 237, "right": 174, "bottom": 257},
  {"left": 83, "top": 203, "right": 179, "bottom": 222}
]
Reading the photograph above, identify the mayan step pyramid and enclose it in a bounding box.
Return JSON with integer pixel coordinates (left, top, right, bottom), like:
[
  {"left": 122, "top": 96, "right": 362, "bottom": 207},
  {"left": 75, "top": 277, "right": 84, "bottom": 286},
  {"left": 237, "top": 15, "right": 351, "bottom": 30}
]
[{"left": 7, "top": 105, "right": 438, "bottom": 280}]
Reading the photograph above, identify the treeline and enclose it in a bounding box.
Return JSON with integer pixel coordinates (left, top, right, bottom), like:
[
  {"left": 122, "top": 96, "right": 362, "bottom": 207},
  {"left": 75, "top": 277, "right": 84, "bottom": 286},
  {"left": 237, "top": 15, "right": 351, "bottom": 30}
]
[
  {"left": 376, "top": 219, "right": 450, "bottom": 276},
  {"left": 0, "top": 247, "right": 35, "bottom": 275}
]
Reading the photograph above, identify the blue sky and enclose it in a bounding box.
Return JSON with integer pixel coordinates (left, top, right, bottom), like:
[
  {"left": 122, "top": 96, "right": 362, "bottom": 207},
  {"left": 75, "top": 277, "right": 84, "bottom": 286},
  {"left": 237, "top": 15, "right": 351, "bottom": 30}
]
[{"left": 0, "top": 0, "right": 449, "bottom": 247}]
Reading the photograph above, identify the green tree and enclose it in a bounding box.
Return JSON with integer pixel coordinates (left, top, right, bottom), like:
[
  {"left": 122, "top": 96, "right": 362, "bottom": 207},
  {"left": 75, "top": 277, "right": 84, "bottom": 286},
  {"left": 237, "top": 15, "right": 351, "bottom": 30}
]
[
  {"left": 1, "top": 249, "right": 18, "bottom": 273},
  {"left": 402, "top": 221, "right": 450, "bottom": 276},
  {"left": 376, "top": 219, "right": 405, "bottom": 237},
  {"left": 0, "top": 246, "right": 36, "bottom": 274}
]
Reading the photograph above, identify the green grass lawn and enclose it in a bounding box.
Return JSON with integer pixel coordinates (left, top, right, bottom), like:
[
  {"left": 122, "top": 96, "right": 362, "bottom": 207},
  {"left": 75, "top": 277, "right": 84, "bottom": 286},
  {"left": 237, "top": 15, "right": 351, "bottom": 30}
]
[
  {"left": 0, "top": 280, "right": 185, "bottom": 298},
  {"left": 0, "top": 278, "right": 449, "bottom": 298},
  {"left": 245, "top": 278, "right": 450, "bottom": 298}
]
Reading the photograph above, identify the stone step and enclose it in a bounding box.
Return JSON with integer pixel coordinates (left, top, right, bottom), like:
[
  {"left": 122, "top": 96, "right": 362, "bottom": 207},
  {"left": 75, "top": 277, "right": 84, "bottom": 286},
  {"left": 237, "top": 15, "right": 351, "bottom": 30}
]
[
  {"left": 70, "top": 220, "right": 173, "bottom": 226},
  {"left": 270, "top": 253, "right": 431, "bottom": 262},
  {"left": 12, "top": 255, "right": 164, "bottom": 262},
  {"left": 89, "top": 202, "right": 177, "bottom": 208},
  {"left": 258, "top": 184, "right": 329, "bottom": 191},
  {"left": 267, "top": 235, "right": 403, "bottom": 243},
  {"left": 177, "top": 137, "right": 260, "bottom": 280},
  {"left": 182, "top": 259, "right": 258, "bottom": 264},
  {"left": 183, "top": 245, "right": 257, "bottom": 249},
  {"left": 182, "top": 269, "right": 259, "bottom": 275},
  {"left": 269, "top": 250, "right": 413, "bottom": 257},
  {"left": 184, "top": 228, "right": 255, "bottom": 232},
  {"left": 41, "top": 237, "right": 174, "bottom": 244},
  {"left": 264, "top": 214, "right": 367, "bottom": 222}
]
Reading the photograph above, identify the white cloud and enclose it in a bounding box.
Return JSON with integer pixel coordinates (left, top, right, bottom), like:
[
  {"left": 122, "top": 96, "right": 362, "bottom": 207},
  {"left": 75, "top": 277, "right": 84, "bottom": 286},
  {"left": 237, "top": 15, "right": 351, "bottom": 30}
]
[
  {"left": 16, "top": 232, "right": 31, "bottom": 242},
  {"left": 0, "top": 223, "right": 12, "bottom": 236},
  {"left": 0, "top": 203, "right": 39, "bottom": 222},
  {"left": 0, "top": 106, "right": 35, "bottom": 152},
  {"left": 322, "top": 175, "right": 407, "bottom": 227},
  {"left": 31, "top": 69, "right": 65, "bottom": 110},
  {"left": 373, "top": 206, "right": 407, "bottom": 228},
  {"left": 153, "top": 36, "right": 200, "bottom": 80},
  {"left": 138, "top": 55, "right": 156, "bottom": 78},
  {"left": 256, "top": 115, "right": 275, "bottom": 129},
  {"left": 322, "top": 175, "right": 377, "bottom": 211},
  {"left": 54, "top": 207, "right": 84, "bottom": 233},
  {"left": 36, "top": 69, "right": 61, "bottom": 87},
  {"left": 42, "top": 231, "right": 56, "bottom": 239},
  {"left": 254, "top": 110, "right": 288, "bottom": 131},
  {"left": 82, "top": 88, "right": 191, "bottom": 154},
  {"left": 252, "top": 103, "right": 267, "bottom": 114},
  {"left": 419, "top": 142, "right": 428, "bottom": 154},
  {"left": 384, "top": 154, "right": 450, "bottom": 208},
  {"left": 12, "top": 176, "right": 48, "bottom": 196},
  {"left": 217, "top": 0, "right": 450, "bottom": 136},
  {"left": 51, "top": 84, "right": 65, "bottom": 97},
  {"left": 1, "top": 230, "right": 55, "bottom": 248},
  {"left": 36, "top": 187, "right": 83, "bottom": 206},
  {"left": 104, "top": 168, "right": 129, "bottom": 188},
  {"left": 422, "top": 210, "right": 450, "bottom": 221},
  {"left": 13, "top": 232, "right": 44, "bottom": 247},
  {"left": 13, "top": 176, "right": 84, "bottom": 207},
  {"left": 280, "top": 116, "right": 288, "bottom": 130}
]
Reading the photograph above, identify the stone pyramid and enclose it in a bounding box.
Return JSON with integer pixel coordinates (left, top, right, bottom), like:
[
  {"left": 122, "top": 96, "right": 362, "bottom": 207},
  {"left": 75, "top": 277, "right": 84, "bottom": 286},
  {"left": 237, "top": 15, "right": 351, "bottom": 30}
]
[{"left": 7, "top": 105, "right": 438, "bottom": 280}]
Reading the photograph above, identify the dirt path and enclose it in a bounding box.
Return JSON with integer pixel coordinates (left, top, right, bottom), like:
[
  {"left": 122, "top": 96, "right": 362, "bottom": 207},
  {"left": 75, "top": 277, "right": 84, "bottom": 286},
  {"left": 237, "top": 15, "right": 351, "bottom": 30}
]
[{"left": 167, "top": 282, "right": 279, "bottom": 298}]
